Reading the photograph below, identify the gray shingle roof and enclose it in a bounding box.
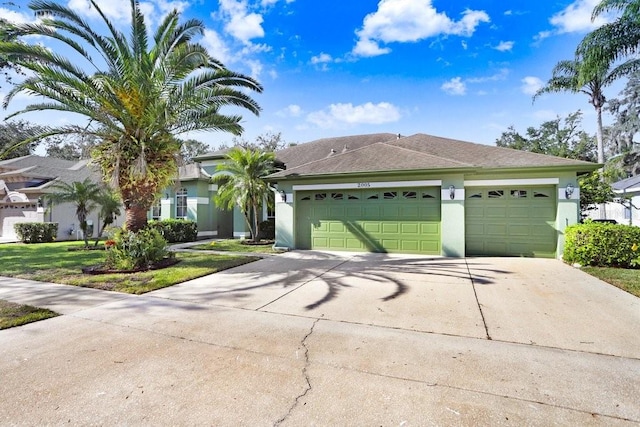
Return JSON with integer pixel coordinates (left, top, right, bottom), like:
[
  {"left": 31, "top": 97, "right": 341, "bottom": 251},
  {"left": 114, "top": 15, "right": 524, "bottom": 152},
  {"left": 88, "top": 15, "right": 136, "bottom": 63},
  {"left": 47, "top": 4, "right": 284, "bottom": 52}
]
[
  {"left": 612, "top": 174, "right": 640, "bottom": 192},
  {"left": 0, "top": 155, "right": 98, "bottom": 190},
  {"left": 270, "top": 133, "right": 598, "bottom": 179}
]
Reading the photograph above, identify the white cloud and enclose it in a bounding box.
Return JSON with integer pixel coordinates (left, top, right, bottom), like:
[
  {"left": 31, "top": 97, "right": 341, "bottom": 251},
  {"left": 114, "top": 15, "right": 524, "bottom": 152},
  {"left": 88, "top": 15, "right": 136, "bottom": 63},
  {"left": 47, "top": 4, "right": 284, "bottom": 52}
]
[
  {"left": 441, "top": 77, "right": 466, "bottom": 95},
  {"left": 67, "top": 0, "right": 131, "bottom": 22},
  {"left": 202, "top": 29, "right": 232, "bottom": 65},
  {"left": 261, "top": 0, "right": 295, "bottom": 6},
  {"left": 219, "top": 0, "right": 265, "bottom": 44},
  {"left": 521, "top": 76, "right": 544, "bottom": 95},
  {"left": 549, "top": 0, "right": 612, "bottom": 34},
  {"left": 307, "top": 102, "right": 401, "bottom": 128},
  {"left": 493, "top": 40, "right": 514, "bottom": 52},
  {"left": 352, "top": 0, "right": 489, "bottom": 57},
  {"left": 466, "top": 69, "right": 509, "bottom": 83},
  {"left": 277, "top": 104, "right": 303, "bottom": 117},
  {"left": 0, "top": 7, "right": 33, "bottom": 24},
  {"left": 311, "top": 53, "right": 333, "bottom": 65}
]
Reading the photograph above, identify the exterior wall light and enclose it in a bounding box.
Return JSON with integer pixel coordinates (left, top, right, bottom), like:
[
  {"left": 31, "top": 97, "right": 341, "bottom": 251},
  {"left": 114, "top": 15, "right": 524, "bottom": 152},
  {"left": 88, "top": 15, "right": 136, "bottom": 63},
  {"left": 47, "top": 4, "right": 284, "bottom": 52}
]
[
  {"left": 565, "top": 183, "right": 575, "bottom": 199},
  {"left": 449, "top": 185, "right": 456, "bottom": 200},
  {"left": 279, "top": 190, "right": 287, "bottom": 203}
]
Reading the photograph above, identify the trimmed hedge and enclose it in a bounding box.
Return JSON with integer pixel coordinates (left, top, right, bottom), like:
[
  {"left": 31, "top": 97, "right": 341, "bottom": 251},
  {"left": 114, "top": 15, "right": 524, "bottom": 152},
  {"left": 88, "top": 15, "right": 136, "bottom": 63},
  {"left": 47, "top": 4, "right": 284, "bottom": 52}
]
[
  {"left": 259, "top": 218, "right": 275, "bottom": 240},
  {"left": 563, "top": 222, "right": 640, "bottom": 268},
  {"left": 148, "top": 219, "right": 197, "bottom": 243},
  {"left": 14, "top": 222, "right": 58, "bottom": 243}
]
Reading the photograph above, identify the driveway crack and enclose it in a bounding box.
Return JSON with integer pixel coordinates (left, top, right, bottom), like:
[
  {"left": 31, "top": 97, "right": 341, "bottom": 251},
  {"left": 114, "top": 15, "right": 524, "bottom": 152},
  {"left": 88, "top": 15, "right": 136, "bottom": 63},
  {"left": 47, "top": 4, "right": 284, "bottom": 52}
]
[
  {"left": 465, "top": 259, "right": 492, "bottom": 340},
  {"left": 274, "top": 318, "right": 319, "bottom": 426}
]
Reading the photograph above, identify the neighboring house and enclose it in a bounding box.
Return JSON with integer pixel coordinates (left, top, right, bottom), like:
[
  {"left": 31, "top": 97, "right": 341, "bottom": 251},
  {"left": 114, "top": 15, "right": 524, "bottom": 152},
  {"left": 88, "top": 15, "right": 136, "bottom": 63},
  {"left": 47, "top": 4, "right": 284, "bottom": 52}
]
[
  {"left": 0, "top": 155, "right": 109, "bottom": 241},
  {"left": 151, "top": 150, "right": 261, "bottom": 239},
  {"left": 0, "top": 153, "right": 257, "bottom": 242},
  {"left": 268, "top": 133, "right": 599, "bottom": 258},
  {"left": 586, "top": 175, "right": 640, "bottom": 226}
]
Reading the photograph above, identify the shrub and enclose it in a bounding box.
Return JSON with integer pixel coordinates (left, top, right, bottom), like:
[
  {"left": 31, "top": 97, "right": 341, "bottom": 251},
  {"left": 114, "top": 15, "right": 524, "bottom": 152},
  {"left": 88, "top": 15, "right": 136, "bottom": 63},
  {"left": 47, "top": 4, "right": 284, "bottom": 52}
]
[
  {"left": 563, "top": 222, "right": 640, "bottom": 268},
  {"left": 14, "top": 222, "right": 58, "bottom": 243},
  {"left": 148, "top": 219, "right": 197, "bottom": 243},
  {"left": 104, "top": 228, "right": 170, "bottom": 270},
  {"left": 259, "top": 218, "right": 275, "bottom": 240}
]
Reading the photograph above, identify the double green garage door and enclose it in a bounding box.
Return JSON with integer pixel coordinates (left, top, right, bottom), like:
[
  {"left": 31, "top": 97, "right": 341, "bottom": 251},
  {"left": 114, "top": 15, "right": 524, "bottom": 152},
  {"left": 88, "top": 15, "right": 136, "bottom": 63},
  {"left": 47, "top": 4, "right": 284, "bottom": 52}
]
[
  {"left": 295, "top": 187, "right": 441, "bottom": 255},
  {"left": 295, "top": 185, "right": 558, "bottom": 257}
]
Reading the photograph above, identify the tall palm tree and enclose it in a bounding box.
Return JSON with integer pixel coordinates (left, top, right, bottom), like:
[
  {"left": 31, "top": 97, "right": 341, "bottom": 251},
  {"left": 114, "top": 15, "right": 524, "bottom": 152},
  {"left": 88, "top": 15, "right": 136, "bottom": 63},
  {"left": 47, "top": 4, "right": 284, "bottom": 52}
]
[
  {"left": 578, "top": 0, "right": 640, "bottom": 84},
  {"left": 213, "top": 148, "right": 276, "bottom": 242},
  {"left": 534, "top": 58, "right": 617, "bottom": 164},
  {"left": 46, "top": 178, "right": 101, "bottom": 247},
  {"left": 0, "top": 0, "right": 262, "bottom": 232}
]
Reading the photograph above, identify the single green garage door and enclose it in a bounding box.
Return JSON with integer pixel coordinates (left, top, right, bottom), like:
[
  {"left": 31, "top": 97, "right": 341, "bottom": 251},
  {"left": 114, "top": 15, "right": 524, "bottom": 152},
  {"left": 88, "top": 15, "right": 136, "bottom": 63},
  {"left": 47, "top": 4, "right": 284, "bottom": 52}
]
[
  {"left": 296, "top": 187, "right": 441, "bottom": 254},
  {"left": 465, "top": 186, "right": 557, "bottom": 257}
]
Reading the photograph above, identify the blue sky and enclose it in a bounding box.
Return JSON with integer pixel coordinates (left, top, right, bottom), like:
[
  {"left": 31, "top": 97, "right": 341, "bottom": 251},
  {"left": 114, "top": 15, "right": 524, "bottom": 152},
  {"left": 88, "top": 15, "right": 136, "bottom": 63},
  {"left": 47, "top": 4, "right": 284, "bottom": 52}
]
[{"left": 0, "top": 0, "right": 623, "bottom": 150}]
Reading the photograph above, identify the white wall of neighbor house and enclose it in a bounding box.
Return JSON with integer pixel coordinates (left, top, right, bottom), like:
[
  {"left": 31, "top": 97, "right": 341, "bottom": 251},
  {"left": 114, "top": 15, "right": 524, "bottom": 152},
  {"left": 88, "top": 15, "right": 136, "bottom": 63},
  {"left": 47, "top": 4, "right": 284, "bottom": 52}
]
[{"left": 585, "top": 196, "right": 640, "bottom": 226}]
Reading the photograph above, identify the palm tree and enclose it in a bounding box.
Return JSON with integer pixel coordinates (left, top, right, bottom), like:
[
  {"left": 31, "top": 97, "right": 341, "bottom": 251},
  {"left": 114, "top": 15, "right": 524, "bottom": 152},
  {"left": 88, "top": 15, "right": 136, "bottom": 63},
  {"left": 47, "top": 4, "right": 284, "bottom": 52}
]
[
  {"left": 94, "top": 188, "right": 122, "bottom": 246},
  {"left": 534, "top": 58, "right": 617, "bottom": 164},
  {"left": 46, "top": 178, "right": 101, "bottom": 247},
  {"left": 578, "top": 0, "right": 640, "bottom": 84},
  {"left": 0, "top": 0, "right": 262, "bottom": 232},
  {"left": 213, "top": 148, "right": 276, "bottom": 242}
]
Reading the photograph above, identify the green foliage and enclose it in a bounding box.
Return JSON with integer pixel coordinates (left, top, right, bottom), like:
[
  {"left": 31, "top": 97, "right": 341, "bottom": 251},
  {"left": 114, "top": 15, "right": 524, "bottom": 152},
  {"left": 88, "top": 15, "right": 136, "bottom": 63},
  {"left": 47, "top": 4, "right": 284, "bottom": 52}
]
[
  {"left": 14, "top": 222, "right": 58, "bottom": 243},
  {"left": 578, "top": 171, "right": 616, "bottom": 214},
  {"left": 219, "top": 132, "right": 287, "bottom": 152},
  {"left": 148, "top": 219, "right": 197, "bottom": 243},
  {"left": 180, "top": 139, "right": 211, "bottom": 163},
  {"left": 213, "top": 147, "right": 277, "bottom": 242},
  {"left": 563, "top": 222, "right": 640, "bottom": 268},
  {"left": 0, "top": 0, "right": 262, "bottom": 231},
  {"left": 104, "top": 228, "right": 169, "bottom": 271},
  {"left": 495, "top": 112, "right": 597, "bottom": 162},
  {"left": 0, "top": 120, "right": 42, "bottom": 160},
  {"left": 45, "top": 178, "right": 102, "bottom": 247},
  {"left": 259, "top": 218, "right": 275, "bottom": 240}
]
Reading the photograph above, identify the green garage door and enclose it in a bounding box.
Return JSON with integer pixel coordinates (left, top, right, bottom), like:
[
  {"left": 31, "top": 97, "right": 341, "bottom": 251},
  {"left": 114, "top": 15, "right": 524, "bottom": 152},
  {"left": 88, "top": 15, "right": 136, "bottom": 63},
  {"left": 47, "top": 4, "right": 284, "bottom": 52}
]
[
  {"left": 296, "top": 187, "right": 441, "bottom": 254},
  {"left": 465, "top": 186, "right": 557, "bottom": 257}
]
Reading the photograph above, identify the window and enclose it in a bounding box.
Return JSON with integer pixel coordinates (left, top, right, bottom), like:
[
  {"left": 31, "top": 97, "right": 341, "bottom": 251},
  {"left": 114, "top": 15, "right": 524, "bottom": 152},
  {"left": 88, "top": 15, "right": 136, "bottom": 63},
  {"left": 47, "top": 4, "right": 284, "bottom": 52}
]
[
  {"left": 402, "top": 191, "right": 417, "bottom": 199},
  {"left": 314, "top": 193, "right": 326, "bottom": 201},
  {"left": 488, "top": 190, "right": 504, "bottom": 199},
  {"left": 422, "top": 192, "right": 436, "bottom": 199},
  {"left": 533, "top": 191, "right": 550, "bottom": 198},
  {"left": 347, "top": 193, "right": 359, "bottom": 200},
  {"left": 468, "top": 192, "right": 482, "bottom": 199},
  {"left": 383, "top": 191, "right": 397, "bottom": 199},
  {"left": 176, "top": 188, "right": 188, "bottom": 219},
  {"left": 510, "top": 190, "right": 527, "bottom": 198},
  {"left": 301, "top": 196, "right": 311, "bottom": 201},
  {"left": 151, "top": 200, "right": 161, "bottom": 220},
  {"left": 331, "top": 192, "right": 344, "bottom": 200}
]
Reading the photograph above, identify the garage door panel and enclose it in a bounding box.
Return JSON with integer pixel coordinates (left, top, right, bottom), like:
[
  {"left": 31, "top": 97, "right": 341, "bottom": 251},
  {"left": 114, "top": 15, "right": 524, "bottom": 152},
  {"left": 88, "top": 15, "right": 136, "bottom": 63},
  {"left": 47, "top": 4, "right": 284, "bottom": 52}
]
[
  {"left": 466, "top": 186, "right": 556, "bottom": 258},
  {"left": 296, "top": 187, "right": 441, "bottom": 255},
  {"left": 401, "top": 223, "right": 419, "bottom": 234},
  {"left": 382, "top": 223, "right": 399, "bottom": 234}
]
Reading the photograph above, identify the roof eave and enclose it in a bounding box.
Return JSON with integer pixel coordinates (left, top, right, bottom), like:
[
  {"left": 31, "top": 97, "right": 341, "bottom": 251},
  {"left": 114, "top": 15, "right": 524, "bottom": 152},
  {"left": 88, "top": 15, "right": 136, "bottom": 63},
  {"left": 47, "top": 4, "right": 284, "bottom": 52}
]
[{"left": 266, "top": 166, "right": 478, "bottom": 181}]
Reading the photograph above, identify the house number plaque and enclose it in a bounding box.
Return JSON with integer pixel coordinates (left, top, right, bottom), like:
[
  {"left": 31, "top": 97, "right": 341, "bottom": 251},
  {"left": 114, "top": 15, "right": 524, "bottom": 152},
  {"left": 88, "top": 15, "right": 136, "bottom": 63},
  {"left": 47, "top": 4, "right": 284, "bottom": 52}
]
[{"left": 357, "top": 182, "right": 371, "bottom": 188}]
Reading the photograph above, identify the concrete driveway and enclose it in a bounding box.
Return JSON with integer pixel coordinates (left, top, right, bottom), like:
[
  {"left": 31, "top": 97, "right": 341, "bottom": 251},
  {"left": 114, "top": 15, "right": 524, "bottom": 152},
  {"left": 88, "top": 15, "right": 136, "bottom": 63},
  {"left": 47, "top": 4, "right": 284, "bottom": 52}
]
[{"left": 0, "top": 251, "right": 639, "bottom": 425}]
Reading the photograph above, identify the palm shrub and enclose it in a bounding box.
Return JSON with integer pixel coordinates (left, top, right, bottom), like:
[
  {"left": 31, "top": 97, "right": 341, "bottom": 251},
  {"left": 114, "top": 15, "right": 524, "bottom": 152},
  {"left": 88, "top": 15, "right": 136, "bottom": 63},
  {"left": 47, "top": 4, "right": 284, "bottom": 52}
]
[
  {"left": 104, "top": 228, "right": 170, "bottom": 271},
  {"left": 213, "top": 148, "right": 276, "bottom": 242}
]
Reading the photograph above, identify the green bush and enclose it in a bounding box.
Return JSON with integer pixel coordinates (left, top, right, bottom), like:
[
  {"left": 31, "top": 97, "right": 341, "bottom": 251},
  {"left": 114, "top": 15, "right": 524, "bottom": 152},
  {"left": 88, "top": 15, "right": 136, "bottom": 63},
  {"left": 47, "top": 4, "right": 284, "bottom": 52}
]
[
  {"left": 563, "top": 222, "right": 640, "bottom": 268},
  {"left": 104, "top": 228, "right": 170, "bottom": 270},
  {"left": 14, "top": 222, "right": 58, "bottom": 243},
  {"left": 148, "top": 219, "right": 197, "bottom": 243},
  {"left": 259, "top": 218, "right": 275, "bottom": 240}
]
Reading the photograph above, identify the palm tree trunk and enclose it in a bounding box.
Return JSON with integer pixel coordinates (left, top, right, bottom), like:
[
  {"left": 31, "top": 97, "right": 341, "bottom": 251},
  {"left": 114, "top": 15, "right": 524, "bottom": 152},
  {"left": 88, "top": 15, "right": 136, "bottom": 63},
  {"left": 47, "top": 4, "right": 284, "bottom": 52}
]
[
  {"left": 125, "top": 204, "right": 149, "bottom": 232},
  {"left": 596, "top": 105, "right": 606, "bottom": 218}
]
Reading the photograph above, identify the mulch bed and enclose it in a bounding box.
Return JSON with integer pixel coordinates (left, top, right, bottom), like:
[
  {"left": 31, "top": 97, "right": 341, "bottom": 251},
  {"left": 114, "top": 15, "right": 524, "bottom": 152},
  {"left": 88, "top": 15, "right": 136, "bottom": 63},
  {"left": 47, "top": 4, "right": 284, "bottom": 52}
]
[{"left": 81, "top": 257, "right": 180, "bottom": 274}]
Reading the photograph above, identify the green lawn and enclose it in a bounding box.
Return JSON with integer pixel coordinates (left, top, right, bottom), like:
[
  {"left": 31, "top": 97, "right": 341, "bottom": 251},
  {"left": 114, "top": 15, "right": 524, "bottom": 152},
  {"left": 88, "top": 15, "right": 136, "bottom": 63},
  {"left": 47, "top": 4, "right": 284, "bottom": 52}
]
[
  {"left": 190, "top": 239, "right": 285, "bottom": 255},
  {"left": 0, "top": 300, "right": 59, "bottom": 330},
  {"left": 0, "top": 241, "right": 259, "bottom": 294},
  {"left": 583, "top": 267, "right": 640, "bottom": 298}
]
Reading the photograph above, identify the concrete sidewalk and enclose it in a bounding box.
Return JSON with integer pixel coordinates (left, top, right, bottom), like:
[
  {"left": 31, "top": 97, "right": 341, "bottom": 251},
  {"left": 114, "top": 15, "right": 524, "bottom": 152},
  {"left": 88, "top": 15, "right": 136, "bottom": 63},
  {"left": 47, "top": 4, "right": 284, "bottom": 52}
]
[{"left": 0, "top": 252, "right": 639, "bottom": 425}]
